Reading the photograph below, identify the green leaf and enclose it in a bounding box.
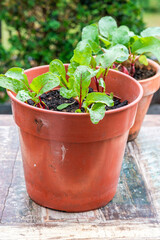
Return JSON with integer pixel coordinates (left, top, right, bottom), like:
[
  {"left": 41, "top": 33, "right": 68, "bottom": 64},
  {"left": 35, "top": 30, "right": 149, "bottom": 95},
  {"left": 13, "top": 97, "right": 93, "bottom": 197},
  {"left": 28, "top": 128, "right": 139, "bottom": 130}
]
[
  {"left": 87, "top": 40, "right": 100, "bottom": 54},
  {"left": 30, "top": 72, "right": 60, "bottom": 95},
  {"left": 74, "top": 66, "right": 92, "bottom": 102},
  {"left": 111, "top": 45, "right": 129, "bottom": 62},
  {"left": 68, "top": 77, "right": 75, "bottom": 89},
  {"left": 96, "top": 45, "right": 129, "bottom": 68},
  {"left": 16, "top": 90, "right": 35, "bottom": 102},
  {"left": 99, "top": 78, "right": 106, "bottom": 92},
  {"left": 57, "top": 102, "right": 74, "bottom": 110},
  {"left": 88, "top": 68, "right": 99, "bottom": 78},
  {"left": 83, "top": 92, "right": 114, "bottom": 109},
  {"left": 96, "top": 68, "right": 105, "bottom": 78},
  {"left": 49, "top": 59, "right": 66, "bottom": 79},
  {"left": 0, "top": 74, "right": 27, "bottom": 93},
  {"left": 110, "top": 92, "right": 113, "bottom": 99},
  {"left": 88, "top": 103, "right": 106, "bottom": 124},
  {"left": 82, "top": 24, "right": 100, "bottom": 54},
  {"left": 60, "top": 87, "right": 76, "bottom": 99},
  {"left": 141, "top": 27, "right": 160, "bottom": 37},
  {"left": 90, "top": 56, "right": 97, "bottom": 68},
  {"left": 82, "top": 24, "right": 99, "bottom": 44},
  {"left": 67, "top": 61, "right": 79, "bottom": 77},
  {"left": 99, "top": 35, "right": 111, "bottom": 48},
  {"left": 98, "top": 16, "right": 117, "bottom": 39},
  {"left": 112, "top": 26, "right": 130, "bottom": 46},
  {"left": 138, "top": 55, "right": 148, "bottom": 66},
  {"left": 49, "top": 59, "right": 68, "bottom": 88},
  {"left": 38, "top": 74, "right": 60, "bottom": 96},
  {"left": 128, "top": 31, "right": 136, "bottom": 38},
  {"left": 5, "top": 67, "right": 29, "bottom": 89},
  {"left": 132, "top": 37, "right": 160, "bottom": 62},
  {"left": 72, "top": 40, "right": 92, "bottom": 66},
  {"left": 129, "top": 35, "right": 140, "bottom": 47},
  {"left": 75, "top": 109, "right": 82, "bottom": 113}
]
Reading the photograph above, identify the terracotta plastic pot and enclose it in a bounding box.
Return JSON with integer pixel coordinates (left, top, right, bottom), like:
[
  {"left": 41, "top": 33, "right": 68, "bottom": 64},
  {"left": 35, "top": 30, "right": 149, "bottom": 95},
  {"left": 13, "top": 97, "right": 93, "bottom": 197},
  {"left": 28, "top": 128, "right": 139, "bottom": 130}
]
[
  {"left": 8, "top": 65, "right": 143, "bottom": 212},
  {"left": 128, "top": 59, "right": 160, "bottom": 141}
]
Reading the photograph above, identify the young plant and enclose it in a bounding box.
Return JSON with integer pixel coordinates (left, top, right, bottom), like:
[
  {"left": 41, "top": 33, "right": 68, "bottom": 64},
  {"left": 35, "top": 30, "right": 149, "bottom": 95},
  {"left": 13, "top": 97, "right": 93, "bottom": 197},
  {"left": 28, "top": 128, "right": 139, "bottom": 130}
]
[
  {"left": 49, "top": 36, "right": 129, "bottom": 124},
  {"left": 94, "top": 44, "right": 129, "bottom": 89},
  {"left": 50, "top": 59, "right": 114, "bottom": 124},
  {"left": 97, "top": 16, "right": 160, "bottom": 76},
  {"left": 81, "top": 22, "right": 129, "bottom": 90},
  {"left": 69, "top": 27, "right": 129, "bottom": 93},
  {"left": 0, "top": 22, "right": 130, "bottom": 125},
  {"left": 0, "top": 67, "right": 60, "bottom": 108}
]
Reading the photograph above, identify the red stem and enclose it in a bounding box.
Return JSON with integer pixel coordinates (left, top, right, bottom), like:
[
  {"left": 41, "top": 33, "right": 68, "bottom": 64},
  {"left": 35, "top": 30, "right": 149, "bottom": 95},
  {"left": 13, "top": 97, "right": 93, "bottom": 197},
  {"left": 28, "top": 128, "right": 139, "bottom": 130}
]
[
  {"left": 121, "top": 65, "right": 129, "bottom": 75},
  {"left": 36, "top": 103, "right": 41, "bottom": 108},
  {"left": 79, "top": 74, "right": 82, "bottom": 109},
  {"left": 112, "top": 63, "right": 116, "bottom": 69},
  {"left": 94, "top": 76, "right": 99, "bottom": 92},
  {"left": 38, "top": 96, "right": 47, "bottom": 109},
  {"left": 130, "top": 63, "right": 135, "bottom": 77}
]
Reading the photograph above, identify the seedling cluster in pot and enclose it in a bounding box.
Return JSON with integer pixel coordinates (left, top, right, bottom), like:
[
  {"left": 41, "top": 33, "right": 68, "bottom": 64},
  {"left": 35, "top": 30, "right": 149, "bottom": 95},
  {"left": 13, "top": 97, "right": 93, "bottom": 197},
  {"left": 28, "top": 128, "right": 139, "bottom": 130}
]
[
  {"left": 0, "top": 23, "right": 129, "bottom": 124},
  {"left": 96, "top": 16, "right": 160, "bottom": 76},
  {"left": 0, "top": 16, "right": 159, "bottom": 124}
]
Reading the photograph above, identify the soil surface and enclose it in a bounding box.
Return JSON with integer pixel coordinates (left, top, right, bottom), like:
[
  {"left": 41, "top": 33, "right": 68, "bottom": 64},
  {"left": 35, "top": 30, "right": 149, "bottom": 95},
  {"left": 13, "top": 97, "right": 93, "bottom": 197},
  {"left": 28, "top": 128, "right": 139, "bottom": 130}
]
[
  {"left": 133, "top": 64, "right": 156, "bottom": 80},
  {"left": 27, "top": 88, "right": 128, "bottom": 113}
]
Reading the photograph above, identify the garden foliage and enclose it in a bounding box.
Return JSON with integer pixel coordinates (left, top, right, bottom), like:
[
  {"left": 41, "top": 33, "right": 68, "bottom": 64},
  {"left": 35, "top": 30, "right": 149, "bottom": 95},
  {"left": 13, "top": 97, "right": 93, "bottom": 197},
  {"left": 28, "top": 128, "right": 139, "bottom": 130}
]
[
  {"left": 0, "top": 0, "right": 145, "bottom": 102},
  {"left": 0, "top": 0, "right": 144, "bottom": 71}
]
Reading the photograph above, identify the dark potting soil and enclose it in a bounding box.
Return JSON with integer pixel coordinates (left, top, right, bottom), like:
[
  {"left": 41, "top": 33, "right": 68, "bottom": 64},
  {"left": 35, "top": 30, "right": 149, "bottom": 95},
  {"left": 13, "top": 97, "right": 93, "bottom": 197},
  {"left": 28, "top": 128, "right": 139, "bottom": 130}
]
[
  {"left": 133, "top": 64, "right": 156, "bottom": 80},
  {"left": 27, "top": 88, "right": 128, "bottom": 113},
  {"left": 117, "top": 62, "right": 156, "bottom": 80},
  {"left": 133, "top": 65, "right": 156, "bottom": 80}
]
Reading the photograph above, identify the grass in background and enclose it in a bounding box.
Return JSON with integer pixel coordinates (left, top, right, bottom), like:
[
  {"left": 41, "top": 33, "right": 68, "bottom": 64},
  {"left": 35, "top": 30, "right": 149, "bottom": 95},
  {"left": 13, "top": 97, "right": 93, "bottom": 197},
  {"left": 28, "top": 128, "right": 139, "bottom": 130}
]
[{"left": 143, "top": 12, "right": 160, "bottom": 27}]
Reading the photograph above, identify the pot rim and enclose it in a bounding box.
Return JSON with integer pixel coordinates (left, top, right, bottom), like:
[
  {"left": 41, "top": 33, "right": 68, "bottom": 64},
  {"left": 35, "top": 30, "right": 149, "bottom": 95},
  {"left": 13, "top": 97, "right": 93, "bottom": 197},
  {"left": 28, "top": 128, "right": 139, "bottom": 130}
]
[
  {"left": 8, "top": 65, "right": 143, "bottom": 116},
  {"left": 138, "top": 58, "right": 160, "bottom": 84}
]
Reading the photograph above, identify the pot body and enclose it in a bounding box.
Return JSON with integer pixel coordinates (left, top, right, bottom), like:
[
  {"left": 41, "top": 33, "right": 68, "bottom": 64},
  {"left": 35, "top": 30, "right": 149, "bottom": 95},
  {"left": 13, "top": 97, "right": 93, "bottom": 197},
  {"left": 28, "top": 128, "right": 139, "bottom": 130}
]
[
  {"left": 128, "top": 60, "right": 160, "bottom": 141},
  {"left": 8, "top": 66, "right": 142, "bottom": 212}
]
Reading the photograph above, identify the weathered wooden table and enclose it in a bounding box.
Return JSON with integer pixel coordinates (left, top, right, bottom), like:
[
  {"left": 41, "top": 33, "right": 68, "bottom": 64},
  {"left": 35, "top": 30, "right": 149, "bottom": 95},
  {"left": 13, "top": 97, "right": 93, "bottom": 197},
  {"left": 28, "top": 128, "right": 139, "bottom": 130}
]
[{"left": 0, "top": 114, "right": 160, "bottom": 239}]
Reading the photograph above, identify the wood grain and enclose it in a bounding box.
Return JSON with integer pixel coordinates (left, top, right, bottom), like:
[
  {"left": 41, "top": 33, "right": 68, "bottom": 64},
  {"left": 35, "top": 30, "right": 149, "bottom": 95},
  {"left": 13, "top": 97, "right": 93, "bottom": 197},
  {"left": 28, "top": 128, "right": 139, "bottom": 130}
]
[
  {"left": 0, "top": 127, "right": 19, "bottom": 223},
  {"left": 0, "top": 115, "right": 160, "bottom": 239},
  {"left": 142, "top": 114, "right": 160, "bottom": 127},
  {"left": 0, "top": 115, "right": 15, "bottom": 126},
  {"left": 0, "top": 223, "right": 160, "bottom": 240}
]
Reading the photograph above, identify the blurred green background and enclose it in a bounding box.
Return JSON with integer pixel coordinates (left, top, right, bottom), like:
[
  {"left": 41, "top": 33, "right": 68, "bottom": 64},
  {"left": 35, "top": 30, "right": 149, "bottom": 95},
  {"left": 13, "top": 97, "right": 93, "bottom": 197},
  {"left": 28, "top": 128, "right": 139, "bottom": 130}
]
[{"left": 0, "top": 0, "right": 160, "bottom": 104}]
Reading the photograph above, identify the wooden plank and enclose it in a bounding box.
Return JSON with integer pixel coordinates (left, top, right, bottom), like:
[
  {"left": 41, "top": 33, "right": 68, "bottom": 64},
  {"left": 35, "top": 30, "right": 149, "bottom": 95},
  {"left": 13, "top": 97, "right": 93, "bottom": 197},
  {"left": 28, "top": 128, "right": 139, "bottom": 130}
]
[
  {"left": 0, "top": 222, "right": 160, "bottom": 240},
  {"left": 132, "top": 126, "right": 160, "bottom": 220},
  {"left": 99, "top": 144, "right": 156, "bottom": 222},
  {"left": 0, "top": 118, "right": 160, "bottom": 239},
  {"left": 0, "top": 115, "right": 15, "bottom": 126},
  {"left": 41, "top": 207, "right": 106, "bottom": 224},
  {"left": 0, "top": 127, "right": 19, "bottom": 223},
  {"left": 143, "top": 114, "right": 160, "bottom": 127},
  {"left": 0, "top": 125, "right": 158, "bottom": 225},
  {"left": 0, "top": 149, "right": 42, "bottom": 224},
  {"left": 0, "top": 126, "right": 41, "bottom": 224},
  {"left": 0, "top": 127, "right": 19, "bottom": 161}
]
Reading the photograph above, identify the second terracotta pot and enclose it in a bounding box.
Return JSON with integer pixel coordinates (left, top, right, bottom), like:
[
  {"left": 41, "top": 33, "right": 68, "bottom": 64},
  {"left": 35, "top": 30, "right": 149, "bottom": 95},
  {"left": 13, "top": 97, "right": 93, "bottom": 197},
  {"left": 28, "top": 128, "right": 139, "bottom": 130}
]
[
  {"left": 8, "top": 66, "right": 142, "bottom": 212},
  {"left": 128, "top": 59, "right": 160, "bottom": 141}
]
